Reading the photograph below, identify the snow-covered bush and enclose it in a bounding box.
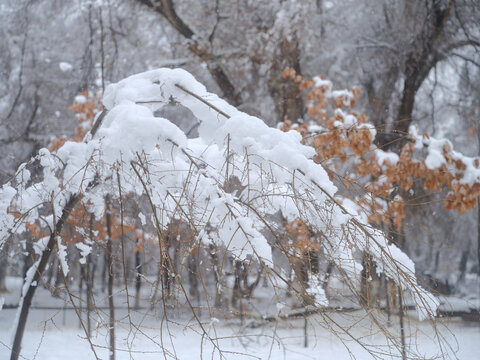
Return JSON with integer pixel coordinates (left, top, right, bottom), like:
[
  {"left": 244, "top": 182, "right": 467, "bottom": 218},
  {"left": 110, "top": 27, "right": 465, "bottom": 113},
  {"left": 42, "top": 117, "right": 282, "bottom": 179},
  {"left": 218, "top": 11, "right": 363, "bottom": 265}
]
[{"left": 1, "top": 68, "right": 441, "bottom": 359}]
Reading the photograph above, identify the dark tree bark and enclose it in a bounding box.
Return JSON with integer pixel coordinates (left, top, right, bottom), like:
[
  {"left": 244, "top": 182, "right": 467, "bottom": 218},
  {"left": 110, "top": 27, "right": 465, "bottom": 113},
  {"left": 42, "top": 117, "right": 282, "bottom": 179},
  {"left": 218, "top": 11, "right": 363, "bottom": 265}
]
[
  {"left": 291, "top": 251, "right": 319, "bottom": 306},
  {"left": 105, "top": 195, "right": 116, "bottom": 360},
  {"left": 79, "top": 262, "right": 85, "bottom": 328},
  {"left": 208, "top": 243, "right": 224, "bottom": 308},
  {"left": 231, "top": 260, "right": 242, "bottom": 309},
  {"left": 134, "top": 237, "right": 143, "bottom": 310},
  {"left": 231, "top": 259, "right": 263, "bottom": 310},
  {"left": 86, "top": 214, "right": 95, "bottom": 335},
  {"left": 477, "top": 197, "right": 480, "bottom": 276},
  {"left": 360, "top": 253, "right": 380, "bottom": 308},
  {"left": 162, "top": 230, "right": 173, "bottom": 298},
  {"left": 137, "top": 0, "right": 241, "bottom": 106},
  {"left": 85, "top": 253, "right": 93, "bottom": 336},
  {"left": 187, "top": 250, "right": 199, "bottom": 300},
  {"left": 477, "top": 127, "right": 480, "bottom": 275},
  {"left": 102, "top": 250, "right": 108, "bottom": 292},
  {"left": 0, "top": 240, "right": 9, "bottom": 292},
  {"left": 398, "top": 286, "right": 407, "bottom": 360},
  {"left": 268, "top": 36, "right": 304, "bottom": 124}
]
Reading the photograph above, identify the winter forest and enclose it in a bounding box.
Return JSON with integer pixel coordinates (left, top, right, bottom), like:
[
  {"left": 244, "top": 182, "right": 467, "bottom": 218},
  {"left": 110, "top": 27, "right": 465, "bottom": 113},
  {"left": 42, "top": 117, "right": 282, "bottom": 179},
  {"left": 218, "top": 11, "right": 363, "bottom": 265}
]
[{"left": 0, "top": 1, "right": 479, "bottom": 359}]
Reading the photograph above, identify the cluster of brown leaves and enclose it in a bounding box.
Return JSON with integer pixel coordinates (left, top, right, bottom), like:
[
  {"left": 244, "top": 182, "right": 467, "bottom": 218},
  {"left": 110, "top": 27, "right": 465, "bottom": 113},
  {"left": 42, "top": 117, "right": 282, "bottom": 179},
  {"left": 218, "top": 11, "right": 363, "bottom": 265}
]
[
  {"left": 360, "top": 142, "right": 480, "bottom": 223},
  {"left": 165, "top": 219, "right": 199, "bottom": 257},
  {"left": 49, "top": 91, "right": 102, "bottom": 152},
  {"left": 61, "top": 204, "right": 136, "bottom": 246},
  {"left": 25, "top": 222, "right": 48, "bottom": 239},
  {"left": 280, "top": 119, "right": 310, "bottom": 138},
  {"left": 281, "top": 69, "right": 480, "bottom": 230},
  {"left": 285, "top": 218, "right": 321, "bottom": 257}
]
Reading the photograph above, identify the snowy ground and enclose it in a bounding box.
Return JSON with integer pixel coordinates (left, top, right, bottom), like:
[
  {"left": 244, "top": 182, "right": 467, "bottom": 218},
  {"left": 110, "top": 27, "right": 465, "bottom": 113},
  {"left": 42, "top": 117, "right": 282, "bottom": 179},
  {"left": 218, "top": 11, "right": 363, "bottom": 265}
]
[
  {"left": 1, "top": 305, "right": 479, "bottom": 359},
  {"left": 1, "top": 277, "right": 479, "bottom": 360}
]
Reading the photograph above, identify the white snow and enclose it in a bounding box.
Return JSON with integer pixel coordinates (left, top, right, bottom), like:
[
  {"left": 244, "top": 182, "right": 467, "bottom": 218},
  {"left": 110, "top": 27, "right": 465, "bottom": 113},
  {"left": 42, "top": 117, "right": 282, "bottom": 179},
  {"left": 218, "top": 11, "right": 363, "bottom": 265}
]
[
  {"left": 0, "top": 184, "right": 16, "bottom": 249},
  {"left": 59, "top": 62, "right": 73, "bottom": 72},
  {"left": 57, "top": 236, "right": 69, "bottom": 276},
  {"left": 0, "top": 305, "right": 477, "bottom": 360},
  {"left": 307, "top": 275, "right": 329, "bottom": 307},
  {"left": 75, "top": 242, "right": 92, "bottom": 265},
  {"left": 138, "top": 212, "right": 146, "bottom": 225},
  {"left": 374, "top": 149, "right": 399, "bottom": 166},
  {"left": 74, "top": 94, "right": 87, "bottom": 104}
]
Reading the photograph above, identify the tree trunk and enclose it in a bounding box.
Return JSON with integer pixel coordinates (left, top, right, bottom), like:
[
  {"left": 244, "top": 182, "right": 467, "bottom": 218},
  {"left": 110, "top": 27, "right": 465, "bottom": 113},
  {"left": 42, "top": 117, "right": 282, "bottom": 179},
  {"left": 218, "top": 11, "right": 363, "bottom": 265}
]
[
  {"left": 303, "top": 315, "right": 308, "bottom": 348},
  {"left": 0, "top": 240, "right": 9, "bottom": 292},
  {"left": 150, "top": 265, "right": 162, "bottom": 309},
  {"left": 375, "top": 1, "right": 453, "bottom": 151},
  {"left": 22, "top": 237, "right": 34, "bottom": 280},
  {"left": 137, "top": 0, "right": 240, "bottom": 106},
  {"left": 360, "top": 253, "right": 380, "bottom": 308},
  {"left": 45, "top": 256, "right": 56, "bottom": 289},
  {"left": 231, "top": 260, "right": 242, "bottom": 309},
  {"left": 187, "top": 249, "right": 199, "bottom": 301},
  {"left": 10, "top": 196, "right": 80, "bottom": 360},
  {"left": 384, "top": 276, "right": 392, "bottom": 326},
  {"left": 105, "top": 195, "right": 115, "bottom": 360},
  {"left": 162, "top": 234, "right": 172, "bottom": 299},
  {"left": 86, "top": 213, "right": 95, "bottom": 335},
  {"left": 85, "top": 253, "right": 93, "bottom": 336},
  {"left": 268, "top": 36, "right": 304, "bottom": 124},
  {"left": 134, "top": 237, "right": 142, "bottom": 310},
  {"left": 398, "top": 286, "right": 407, "bottom": 360},
  {"left": 291, "top": 256, "right": 314, "bottom": 307},
  {"left": 208, "top": 244, "right": 223, "bottom": 308},
  {"left": 478, "top": 196, "right": 480, "bottom": 276},
  {"left": 102, "top": 250, "right": 108, "bottom": 293},
  {"left": 79, "top": 263, "right": 85, "bottom": 329}
]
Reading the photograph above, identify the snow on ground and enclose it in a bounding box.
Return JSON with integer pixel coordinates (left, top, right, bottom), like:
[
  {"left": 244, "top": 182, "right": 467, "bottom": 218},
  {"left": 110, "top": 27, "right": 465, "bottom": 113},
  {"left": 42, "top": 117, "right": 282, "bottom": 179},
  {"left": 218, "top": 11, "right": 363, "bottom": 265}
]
[
  {"left": 1, "top": 277, "right": 479, "bottom": 360},
  {"left": 0, "top": 306, "right": 479, "bottom": 360}
]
